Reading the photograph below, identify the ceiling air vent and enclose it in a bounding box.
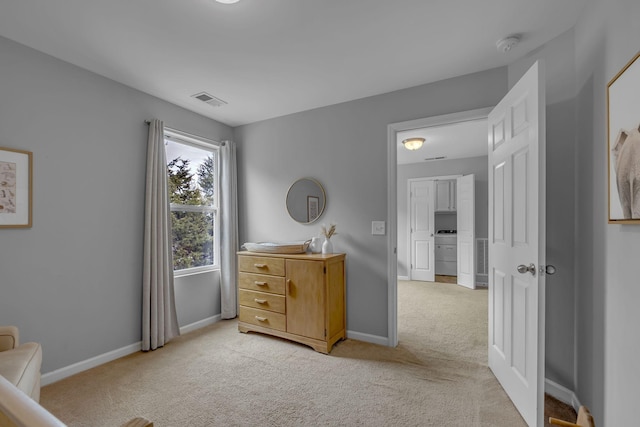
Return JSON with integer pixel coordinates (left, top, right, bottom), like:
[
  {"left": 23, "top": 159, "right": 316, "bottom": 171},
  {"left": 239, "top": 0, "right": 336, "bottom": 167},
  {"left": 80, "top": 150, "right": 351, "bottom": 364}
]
[
  {"left": 424, "top": 156, "right": 447, "bottom": 161},
  {"left": 191, "top": 92, "right": 227, "bottom": 107}
]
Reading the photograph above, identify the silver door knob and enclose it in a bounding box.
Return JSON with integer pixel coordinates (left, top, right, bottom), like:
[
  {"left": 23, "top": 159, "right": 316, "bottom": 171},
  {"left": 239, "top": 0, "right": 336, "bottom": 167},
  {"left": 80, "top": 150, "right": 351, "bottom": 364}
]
[
  {"left": 517, "top": 263, "right": 536, "bottom": 276},
  {"left": 543, "top": 265, "right": 556, "bottom": 275}
]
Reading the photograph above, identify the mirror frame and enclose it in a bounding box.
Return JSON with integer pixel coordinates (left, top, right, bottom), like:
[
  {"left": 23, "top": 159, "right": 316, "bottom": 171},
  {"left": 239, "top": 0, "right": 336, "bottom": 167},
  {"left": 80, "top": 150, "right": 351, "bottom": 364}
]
[{"left": 286, "top": 177, "right": 326, "bottom": 224}]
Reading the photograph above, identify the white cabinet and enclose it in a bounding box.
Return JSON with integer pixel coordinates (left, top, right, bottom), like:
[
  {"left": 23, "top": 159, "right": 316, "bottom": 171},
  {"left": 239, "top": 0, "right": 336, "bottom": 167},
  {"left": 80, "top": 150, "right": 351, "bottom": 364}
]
[
  {"left": 435, "top": 180, "right": 457, "bottom": 211},
  {"left": 435, "top": 243, "right": 457, "bottom": 275}
]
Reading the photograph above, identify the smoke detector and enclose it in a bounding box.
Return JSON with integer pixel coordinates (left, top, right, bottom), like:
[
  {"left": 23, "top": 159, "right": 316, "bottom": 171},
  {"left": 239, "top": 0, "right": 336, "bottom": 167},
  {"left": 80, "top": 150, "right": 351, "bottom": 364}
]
[
  {"left": 496, "top": 36, "right": 520, "bottom": 53},
  {"left": 191, "top": 92, "right": 228, "bottom": 107}
]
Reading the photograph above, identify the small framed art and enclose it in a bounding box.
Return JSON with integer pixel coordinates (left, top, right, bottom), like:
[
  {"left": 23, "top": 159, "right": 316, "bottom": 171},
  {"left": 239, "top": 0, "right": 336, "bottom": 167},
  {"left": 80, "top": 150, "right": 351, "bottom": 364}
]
[
  {"left": 307, "top": 196, "right": 319, "bottom": 223},
  {"left": 0, "top": 147, "right": 33, "bottom": 228}
]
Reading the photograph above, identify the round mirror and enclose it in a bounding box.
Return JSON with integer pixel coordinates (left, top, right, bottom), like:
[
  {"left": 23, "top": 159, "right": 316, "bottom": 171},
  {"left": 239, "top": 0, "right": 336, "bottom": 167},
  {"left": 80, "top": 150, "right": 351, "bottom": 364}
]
[{"left": 286, "top": 178, "right": 326, "bottom": 224}]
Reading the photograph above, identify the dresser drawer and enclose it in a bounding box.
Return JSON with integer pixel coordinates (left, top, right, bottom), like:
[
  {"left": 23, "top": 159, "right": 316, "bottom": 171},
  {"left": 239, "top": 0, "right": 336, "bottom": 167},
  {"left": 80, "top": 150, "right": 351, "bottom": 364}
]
[
  {"left": 239, "top": 306, "right": 286, "bottom": 332},
  {"left": 238, "top": 272, "right": 286, "bottom": 295},
  {"left": 238, "top": 255, "right": 285, "bottom": 276},
  {"left": 239, "top": 289, "right": 286, "bottom": 314}
]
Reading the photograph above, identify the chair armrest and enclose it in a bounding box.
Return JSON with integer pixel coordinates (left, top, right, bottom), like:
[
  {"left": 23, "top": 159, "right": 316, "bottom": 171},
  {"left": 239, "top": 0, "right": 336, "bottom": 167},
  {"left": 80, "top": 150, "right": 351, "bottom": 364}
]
[
  {"left": 0, "top": 375, "right": 66, "bottom": 427},
  {"left": 0, "top": 326, "right": 19, "bottom": 352},
  {"left": 549, "top": 417, "right": 579, "bottom": 427}
]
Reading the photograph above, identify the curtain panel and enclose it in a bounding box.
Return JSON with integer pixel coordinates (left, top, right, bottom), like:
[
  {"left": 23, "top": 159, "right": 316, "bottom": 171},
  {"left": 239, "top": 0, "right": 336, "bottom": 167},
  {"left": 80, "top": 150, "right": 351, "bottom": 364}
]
[
  {"left": 142, "top": 119, "right": 180, "bottom": 351},
  {"left": 220, "top": 140, "right": 239, "bottom": 319}
]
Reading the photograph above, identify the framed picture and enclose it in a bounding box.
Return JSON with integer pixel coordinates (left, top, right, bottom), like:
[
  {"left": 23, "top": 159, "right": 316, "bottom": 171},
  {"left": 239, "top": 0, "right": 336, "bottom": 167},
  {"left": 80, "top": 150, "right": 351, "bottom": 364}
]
[
  {"left": 307, "top": 196, "right": 319, "bottom": 223},
  {"left": 0, "top": 147, "right": 32, "bottom": 228},
  {"left": 608, "top": 52, "right": 640, "bottom": 223}
]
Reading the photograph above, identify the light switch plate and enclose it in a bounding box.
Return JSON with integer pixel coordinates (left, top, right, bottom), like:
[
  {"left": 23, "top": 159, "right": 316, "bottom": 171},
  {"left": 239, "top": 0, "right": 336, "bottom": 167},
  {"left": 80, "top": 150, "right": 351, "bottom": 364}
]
[{"left": 372, "top": 221, "right": 386, "bottom": 235}]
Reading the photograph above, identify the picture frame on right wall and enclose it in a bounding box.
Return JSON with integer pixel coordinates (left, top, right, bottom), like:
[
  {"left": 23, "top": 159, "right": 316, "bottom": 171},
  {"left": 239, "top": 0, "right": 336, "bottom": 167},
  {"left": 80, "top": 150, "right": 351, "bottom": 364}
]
[{"left": 608, "top": 51, "right": 640, "bottom": 223}]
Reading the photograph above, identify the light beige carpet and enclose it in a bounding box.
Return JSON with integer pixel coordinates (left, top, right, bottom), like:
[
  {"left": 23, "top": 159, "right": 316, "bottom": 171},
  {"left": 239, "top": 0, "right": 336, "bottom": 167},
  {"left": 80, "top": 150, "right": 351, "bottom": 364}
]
[{"left": 41, "top": 280, "right": 528, "bottom": 426}]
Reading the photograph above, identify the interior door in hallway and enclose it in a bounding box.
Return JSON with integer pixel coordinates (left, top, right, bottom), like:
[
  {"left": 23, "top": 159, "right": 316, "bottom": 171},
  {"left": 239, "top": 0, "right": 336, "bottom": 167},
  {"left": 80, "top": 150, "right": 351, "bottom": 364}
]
[
  {"left": 456, "top": 174, "right": 475, "bottom": 289},
  {"left": 488, "top": 61, "right": 546, "bottom": 427},
  {"left": 409, "top": 179, "right": 435, "bottom": 282}
]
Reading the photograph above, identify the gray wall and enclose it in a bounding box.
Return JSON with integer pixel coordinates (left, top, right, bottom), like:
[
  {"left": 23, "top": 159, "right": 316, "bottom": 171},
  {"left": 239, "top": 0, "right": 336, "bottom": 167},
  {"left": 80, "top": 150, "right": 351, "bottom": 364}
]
[
  {"left": 396, "top": 156, "right": 488, "bottom": 278},
  {"left": 234, "top": 68, "right": 507, "bottom": 339},
  {"left": 573, "top": 0, "right": 640, "bottom": 425},
  {"left": 0, "top": 36, "right": 231, "bottom": 374}
]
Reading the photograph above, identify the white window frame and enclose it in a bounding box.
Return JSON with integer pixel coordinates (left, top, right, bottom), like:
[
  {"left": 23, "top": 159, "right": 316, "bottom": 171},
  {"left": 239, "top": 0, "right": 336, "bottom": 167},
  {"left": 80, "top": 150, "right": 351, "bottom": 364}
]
[{"left": 164, "top": 128, "right": 220, "bottom": 278}]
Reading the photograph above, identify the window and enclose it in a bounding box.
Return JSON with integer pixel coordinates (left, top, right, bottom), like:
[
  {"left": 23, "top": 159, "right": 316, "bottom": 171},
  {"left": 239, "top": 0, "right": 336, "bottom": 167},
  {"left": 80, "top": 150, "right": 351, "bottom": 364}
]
[{"left": 164, "top": 130, "right": 219, "bottom": 275}]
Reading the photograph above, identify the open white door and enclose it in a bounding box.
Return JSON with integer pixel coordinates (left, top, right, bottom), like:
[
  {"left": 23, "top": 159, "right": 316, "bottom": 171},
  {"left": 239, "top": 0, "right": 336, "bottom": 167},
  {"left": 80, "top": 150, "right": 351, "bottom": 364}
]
[
  {"left": 409, "top": 179, "right": 435, "bottom": 281},
  {"left": 488, "top": 61, "right": 546, "bottom": 426},
  {"left": 456, "top": 174, "right": 475, "bottom": 289}
]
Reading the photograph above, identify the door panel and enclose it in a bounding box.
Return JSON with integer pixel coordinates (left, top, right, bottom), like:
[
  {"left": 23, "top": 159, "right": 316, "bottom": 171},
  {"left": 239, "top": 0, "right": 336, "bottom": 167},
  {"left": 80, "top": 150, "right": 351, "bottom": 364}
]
[
  {"left": 410, "top": 179, "right": 435, "bottom": 281},
  {"left": 457, "top": 174, "right": 475, "bottom": 288},
  {"left": 414, "top": 241, "right": 431, "bottom": 270},
  {"left": 488, "top": 61, "right": 545, "bottom": 427},
  {"left": 492, "top": 269, "right": 507, "bottom": 356},
  {"left": 493, "top": 162, "right": 506, "bottom": 244},
  {"left": 513, "top": 149, "right": 529, "bottom": 245}
]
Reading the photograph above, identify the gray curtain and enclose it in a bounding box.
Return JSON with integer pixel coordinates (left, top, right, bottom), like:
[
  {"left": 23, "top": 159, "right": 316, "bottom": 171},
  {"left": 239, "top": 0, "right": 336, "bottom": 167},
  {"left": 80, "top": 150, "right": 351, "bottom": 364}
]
[
  {"left": 142, "top": 119, "right": 180, "bottom": 351},
  {"left": 220, "top": 140, "right": 238, "bottom": 319}
]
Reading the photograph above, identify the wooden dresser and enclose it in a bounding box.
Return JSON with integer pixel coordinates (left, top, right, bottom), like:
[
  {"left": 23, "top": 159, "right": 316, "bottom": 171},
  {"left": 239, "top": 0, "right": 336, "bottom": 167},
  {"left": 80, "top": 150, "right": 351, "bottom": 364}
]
[{"left": 237, "top": 252, "right": 346, "bottom": 353}]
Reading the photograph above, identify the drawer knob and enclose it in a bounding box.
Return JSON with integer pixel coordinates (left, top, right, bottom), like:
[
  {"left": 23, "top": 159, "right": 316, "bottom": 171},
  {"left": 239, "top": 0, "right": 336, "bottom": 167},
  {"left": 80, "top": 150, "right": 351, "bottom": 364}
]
[
  {"left": 255, "top": 316, "right": 267, "bottom": 322},
  {"left": 254, "top": 299, "right": 267, "bottom": 304},
  {"left": 255, "top": 281, "right": 267, "bottom": 286},
  {"left": 254, "top": 264, "right": 267, "bottom": 268}
]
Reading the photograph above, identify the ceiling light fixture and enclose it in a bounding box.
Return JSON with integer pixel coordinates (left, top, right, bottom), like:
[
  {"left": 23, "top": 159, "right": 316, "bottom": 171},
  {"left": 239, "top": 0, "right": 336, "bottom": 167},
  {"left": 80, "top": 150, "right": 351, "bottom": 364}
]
[
  {"left": 215, "top": 0, "right": 239, "bottom": 3},
  {"left": 402, "top": 137, "right": 425, "bottom": 151}
]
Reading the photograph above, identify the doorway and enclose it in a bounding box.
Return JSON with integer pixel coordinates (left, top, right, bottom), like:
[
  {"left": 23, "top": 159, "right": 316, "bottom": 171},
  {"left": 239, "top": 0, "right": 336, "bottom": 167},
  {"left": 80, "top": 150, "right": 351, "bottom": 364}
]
[
  {"left": 407, "top": 175, "right": 465, "bottom": 284},
  {"left": 386, "top": 106, "right": 492, "bottom": 347}
]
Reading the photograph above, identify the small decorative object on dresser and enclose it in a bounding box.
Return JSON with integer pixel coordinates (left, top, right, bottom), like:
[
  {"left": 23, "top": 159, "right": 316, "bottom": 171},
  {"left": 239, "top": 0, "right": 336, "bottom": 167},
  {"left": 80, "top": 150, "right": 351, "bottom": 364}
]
[
  {"left": 237, "top": 251, "right": 346, "bottom": 353},
  {"left": 308, "top": 236, "right": 322, "bottom": 253},
  {"left": 320, "top": 223, "right": 337, "bottom": 254},
  {"left": 321, "top": 238, "right": 333, "bottom": 254}
]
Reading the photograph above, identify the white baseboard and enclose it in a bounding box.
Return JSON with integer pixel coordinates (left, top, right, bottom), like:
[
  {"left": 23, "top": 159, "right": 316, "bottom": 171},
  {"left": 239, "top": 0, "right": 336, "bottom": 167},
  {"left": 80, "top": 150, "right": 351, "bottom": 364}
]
[
  {"left": 545, "top": 378, "right": 581, "bottom": 412},
  {"left": 42, "top": 316, "right": 222, "bottom": 386},
  {"left": 179, "top": 314, "right": 221, "bottom": 335},
  {"left": 346, "top": 330, "right": 389, "bottom": 347},
  {"left": 397, "top": 276, "right": 409, "bottom": 281},
  {"left": 41, "top": 342, "right": 142, "bottom": 386}
]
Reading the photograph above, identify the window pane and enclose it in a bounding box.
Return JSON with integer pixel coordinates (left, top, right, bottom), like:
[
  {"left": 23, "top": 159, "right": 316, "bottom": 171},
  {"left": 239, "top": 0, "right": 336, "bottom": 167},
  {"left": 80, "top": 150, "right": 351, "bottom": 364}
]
[
  {"left": 171, "top": 210, "right": 214, "bottom": 270},
  {"left": 165, "top": 139, "right": 217, "bottom": 207}
]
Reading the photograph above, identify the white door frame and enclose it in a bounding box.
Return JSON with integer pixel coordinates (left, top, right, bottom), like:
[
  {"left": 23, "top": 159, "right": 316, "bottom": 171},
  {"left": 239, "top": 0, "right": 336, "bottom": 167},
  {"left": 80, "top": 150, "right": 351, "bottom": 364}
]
[{"left": 387, "top": 106, "right": 493, "bottom": 347}]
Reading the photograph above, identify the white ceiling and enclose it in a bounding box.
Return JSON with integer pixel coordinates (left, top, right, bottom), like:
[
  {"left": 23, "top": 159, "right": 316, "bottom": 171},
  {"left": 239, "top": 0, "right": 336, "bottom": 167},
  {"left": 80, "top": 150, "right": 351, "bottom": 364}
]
[
  {"left": 396, "top": 119, "right": 488, "bottom": 165},
  {"left": 0, "top": 0, "right": 585, "bottom": 130}
]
